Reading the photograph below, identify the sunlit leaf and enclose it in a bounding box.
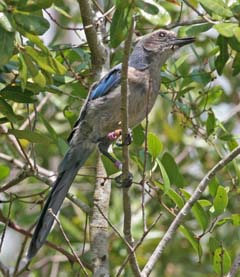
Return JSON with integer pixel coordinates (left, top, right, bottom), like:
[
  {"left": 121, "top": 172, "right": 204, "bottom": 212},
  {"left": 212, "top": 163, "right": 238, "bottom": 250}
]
[
  {"left": 0, "top": 98, "right": 22, "bottom": 122},
  {"left": 232, "top": 53, "right": 240, "bottom": 76},
  {"left": 161, "top": 152, "right": 184, "bottom": 187},
  {"left": 0, "top": 26, "right": 15, "bottom": 66},
  {"left": 13, "top": 12, "right": 50, "bottom": 36},
  {"left": 18, "top": 53, "right": 28, "bottom": 91},
  {"left": 214, "top": 23, "right": 238, "bottom": 37},
  {"left": 213, "top": 247, "right": 231, "bottom": 274},
  {"left": 157, "top": 159, "right": 170, "bottom": 193},
  {"left": 0, "top": 164, "right": 10, "bottom": 180},
  {"left": 0, "top": 12, "right": 14, "bottom": 32},
  {"left": 16, "top": 0, "right": 53, "bottom": 11},
  {"left": 206, "top": 110, "right": 216, "bottom": 136},
  {"left": 215, "top": 35, "right": 229, "bottom": 75},
  {"left": 147, "top": 132, "right": 163, "bottom": 159},
  {"left": 231, "top": 214, "right": 240, "bottom": 226},
  {"left": 199, "top": 0, "right": 233, "bottom": 17},
  {"left": 213, "top": 186, "right": 228, "bottom": 216},
  {"left": 8, "top": 129, "right": 52, "bottom": 144},
  {"left": 139, "top": 0, "right": 171, "bottom": 26},
  {"left": 179, "top": 225, "right": 202, "bottom": 257},
  {"left": 110, "top": 5, "right": 133, "bottom": 48}
]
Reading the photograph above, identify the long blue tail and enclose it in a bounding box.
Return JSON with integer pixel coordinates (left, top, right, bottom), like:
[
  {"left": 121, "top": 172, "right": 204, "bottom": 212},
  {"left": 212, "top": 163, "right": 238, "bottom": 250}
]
[{"left": 27, "top": 143, "right": 94, "bottom": 259}]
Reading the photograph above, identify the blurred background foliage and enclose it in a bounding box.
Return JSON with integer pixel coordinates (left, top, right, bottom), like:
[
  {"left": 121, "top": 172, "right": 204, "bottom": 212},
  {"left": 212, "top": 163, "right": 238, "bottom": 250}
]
[{"left": 0, "top": 0, "right": 240, "bottom": 276}]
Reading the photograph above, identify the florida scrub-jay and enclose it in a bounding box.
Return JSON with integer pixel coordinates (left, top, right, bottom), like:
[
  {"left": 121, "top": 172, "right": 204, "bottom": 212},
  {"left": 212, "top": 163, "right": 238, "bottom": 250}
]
[{"left": 27, "top": 29, "right": 194, "bottom": 259}]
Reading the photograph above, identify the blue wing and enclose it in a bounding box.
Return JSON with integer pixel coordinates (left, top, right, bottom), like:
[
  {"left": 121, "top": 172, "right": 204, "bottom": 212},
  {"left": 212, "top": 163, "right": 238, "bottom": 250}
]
[
  {"left": 67, "top": 64, "right": 122, "bottom": 143},
  {"left": 89, "top": 64, "right": 122, "bottom": 100}
]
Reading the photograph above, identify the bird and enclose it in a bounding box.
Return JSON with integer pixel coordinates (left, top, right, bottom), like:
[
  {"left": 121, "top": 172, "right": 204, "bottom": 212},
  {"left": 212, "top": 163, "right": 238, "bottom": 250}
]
[{"left": 27, "top": 29, "right": 194, "bottom": 259}]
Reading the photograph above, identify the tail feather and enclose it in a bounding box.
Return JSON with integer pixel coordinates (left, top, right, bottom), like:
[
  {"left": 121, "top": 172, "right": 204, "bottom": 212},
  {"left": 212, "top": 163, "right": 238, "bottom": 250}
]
[{"left": 27, "top": 144, "right": 94, "bottom": 259}]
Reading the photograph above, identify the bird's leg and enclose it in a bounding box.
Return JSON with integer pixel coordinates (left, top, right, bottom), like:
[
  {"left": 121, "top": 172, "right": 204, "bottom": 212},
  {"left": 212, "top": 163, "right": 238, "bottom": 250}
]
[
  {"left": 107, "top": 128, "right": 133, "bottom": 146},
  {"left": 98, "top": 138, "right": 133, "bottom": 187}
]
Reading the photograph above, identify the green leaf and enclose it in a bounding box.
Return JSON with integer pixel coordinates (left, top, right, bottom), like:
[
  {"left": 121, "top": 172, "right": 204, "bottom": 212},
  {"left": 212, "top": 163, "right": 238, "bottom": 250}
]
[
  {"left": 232, "top": 53, "right": 240, "bottom": 76},
  {"left": 136, "top": 0, "right": 159, "bottom": 14},
  {"left": 215, "top": 35, "right": 229, "bottom": 75},
  {"left": 190, "top": 69, "right": 212, "bottom": 86},
  {"left": 18, "top": 53, "right": 28, "bottom": 91},
  {"left": 213, "top": 186, "right": 228, "bottom": 216},
  {"left": 13, "top": 12, "right": 50, "bottom": 35},
  {"left": 8, "top": 129, "right": 52, "bottom": 144},
  {"left": 179, "top": 225, "right": 202, "bottom": 257},
  {"left": 25, "top": 46, "right": 66, "bottom": 75},
  {"left": 167, "top": 188, "right": 184, "bottom": 208},
  {"left": 0, "top": 26, "right": 15, "bottom": 67},
  {"left": 0, "top": 164, "right": 10, "bottom": 180},
  {"left": 110, "top": 5, "right": 133, "bottom": 48},
  {"left": 208, "top": 177, "right": 219, "bottom": 197},
  {"left": 33, "top": 71, "right": 47, "bottom": 88},
  {"left": 206, "top": 111, "right": 216, "bottom": 136},
  {"left": 156, "top": 159, "right": 170, "bottom": 193},
  {"left": 0, "top": 12, "right": 14, "bottom": 32},
  {"left": 161, "top": 152, "right": 184, "bottom": 187},
  {"left": 132, "top": 124, "right": 145, "bottom": 146},
  {"left": 213, "top": 247, "right": 231, "bottom": 274},
  {"left": 231, "top": 214, "right": 240, "bottom": 226},
  {"left": 16, "top": 0, "right": 54, "bottom": 11},
  {"left": 199, "top": 0, "right": 233, "bottom": 17},
  {"left": 0, "top": 98, "right": 22, "bottom": 122},
  {"left": 139, "top": 0, "right": 170, "bottom": 26},
  {"left": 209, "top": 237, "right": 221, "bottom": 253},
  {"left": 147, "top": 132, "right": 163, "bottom": 159},
  {"left": 0, "top": 86, "right": 36, "bottom": 103},
  {"left": 214, "top": 23, "right": 238, "bottom": 37},
  {"left": 233, "top": 27, "right": 240, "bottom": 42},
  {"left": 181, "top": 189, "right": 209, "bottom": 231},
  {"left": 184, "top": 23, "right": 213, "bottom": 36}
]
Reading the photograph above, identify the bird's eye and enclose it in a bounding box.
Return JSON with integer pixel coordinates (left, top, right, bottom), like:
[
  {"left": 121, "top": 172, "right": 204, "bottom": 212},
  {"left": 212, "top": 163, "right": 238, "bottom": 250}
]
[{"left": 159, "top": 32, "right": 165, "bottom": 38}]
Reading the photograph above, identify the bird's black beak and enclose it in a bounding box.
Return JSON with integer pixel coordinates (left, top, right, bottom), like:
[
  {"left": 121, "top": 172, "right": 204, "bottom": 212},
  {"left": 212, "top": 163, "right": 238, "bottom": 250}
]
[{"left": 173, "top": 37, "right": 195, "bottom": 47}]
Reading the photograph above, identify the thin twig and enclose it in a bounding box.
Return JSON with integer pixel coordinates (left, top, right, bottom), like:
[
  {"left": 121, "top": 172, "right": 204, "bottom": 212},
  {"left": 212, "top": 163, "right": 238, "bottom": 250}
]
[
  {"left": 142, "top": 145, "right": 240, "bottom": 276},
  {"left": 0, "top": 194, "right": 13, "bottom": 252},
  {"left": 95, "top": 204, "right": 133, "bottom": 252},
  {"left": 141, "top": 78, "right": 152, "bottom": 233},
  {"left": 182, "top": 0, "right": 215, "bottom": 23},
  {"left": 120, "top": 17, "right": 141, "bottom": 276},
  {"left": 0, "top": 171, "right": 31, "bottom": 193},
  {"left": 77, "top": 0, "right": 106, "bottom": 74},
  {"left": 116, "top": 213, "right": 162, "bottom": 276},
  {"left": 48, "top": 209, "right": 89, "bottom": 276},
  {"left": 20, "top": 94, "right": 51, "bottom": 130}
]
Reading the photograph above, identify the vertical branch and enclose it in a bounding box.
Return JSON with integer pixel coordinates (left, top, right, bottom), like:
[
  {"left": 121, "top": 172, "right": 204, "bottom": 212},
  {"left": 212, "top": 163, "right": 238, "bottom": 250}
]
[
  {"left": 90, "top": 158, "right": 111, "bottom": 276},
  {"left": 141, "top": 79, "right": 152, "bottom": 233},
  {"left": 77, "top": 0, "right": 106, "bottom": 75},
  {"left": 77, "top": 1, "right": 109, "bottom": 276},
  {"left": 121, "top": 18, "right": 141, "bottom": 276}
]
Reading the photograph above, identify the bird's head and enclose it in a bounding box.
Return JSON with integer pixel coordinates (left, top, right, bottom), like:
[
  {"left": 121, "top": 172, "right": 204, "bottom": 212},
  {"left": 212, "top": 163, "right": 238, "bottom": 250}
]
[
  {"left": 129, "top": 29, "right": 194, "bottom": 69},
  {"left": 143, "top": 29, "right": 194, "bottom": 53}
]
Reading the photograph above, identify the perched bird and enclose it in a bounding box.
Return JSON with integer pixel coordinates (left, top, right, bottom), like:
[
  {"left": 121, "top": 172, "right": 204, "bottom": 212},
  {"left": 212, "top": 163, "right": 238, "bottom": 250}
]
[{"left": 27, "top": 29, "right": 194, "bottom": 259}]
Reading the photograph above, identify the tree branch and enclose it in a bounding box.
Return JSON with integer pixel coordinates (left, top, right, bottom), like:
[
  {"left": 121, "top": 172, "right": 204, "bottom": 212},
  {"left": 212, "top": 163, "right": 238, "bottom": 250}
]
[
  {"left": 142, "top": 145, "right": 240, "bottom": 276},
  {"left": 90, "top": 157, "right": 111, "bottom": 276},
  {"left": 120, "top": 17, "right": 141, "bottom": 276},
  {"left": 77, "top": 0, "right": 106, "bottom": 75},
  {"left": 227, "top": 253, "right": 240, "bottom": 277}
]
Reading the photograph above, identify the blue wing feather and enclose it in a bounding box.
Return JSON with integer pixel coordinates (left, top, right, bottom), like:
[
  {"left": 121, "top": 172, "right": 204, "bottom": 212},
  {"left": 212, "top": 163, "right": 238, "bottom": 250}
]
[{"left": 89, "top": 64, "right": 122, "bottom": 100}]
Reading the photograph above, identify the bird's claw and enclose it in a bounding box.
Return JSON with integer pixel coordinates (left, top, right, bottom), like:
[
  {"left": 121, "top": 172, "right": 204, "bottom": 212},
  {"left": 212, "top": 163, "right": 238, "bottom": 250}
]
[
  {"left": 116, "top": 128, "right": 133, "bottom": 146},
  {"left": 115, "top": 172, "right": 133, "bottom": 188}
]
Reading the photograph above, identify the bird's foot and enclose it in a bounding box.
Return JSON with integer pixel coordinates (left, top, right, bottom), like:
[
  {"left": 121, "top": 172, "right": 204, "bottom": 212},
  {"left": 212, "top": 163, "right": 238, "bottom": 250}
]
[
  {"left": 115, "top": 172, "right": 133, "bottom": 188},
  {"left": 107, "top": 128, "right": 133, "bottom": 146},
  {"left": 116, "top": 128, "right": 133, "bottom": 146}
]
